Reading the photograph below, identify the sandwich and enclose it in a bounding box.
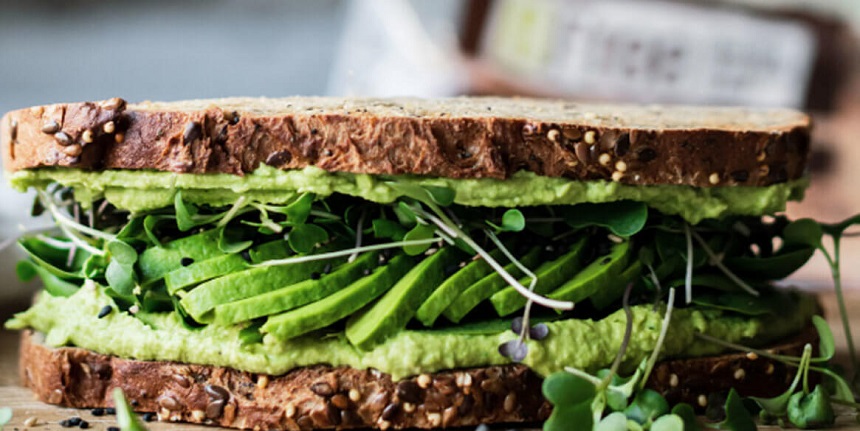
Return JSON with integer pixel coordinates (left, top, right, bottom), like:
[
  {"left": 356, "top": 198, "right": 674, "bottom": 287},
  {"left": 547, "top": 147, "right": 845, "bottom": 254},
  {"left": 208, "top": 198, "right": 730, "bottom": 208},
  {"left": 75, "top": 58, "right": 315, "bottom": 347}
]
[{"left": 1, "top": 97, "right": 849, "bottom": 430}]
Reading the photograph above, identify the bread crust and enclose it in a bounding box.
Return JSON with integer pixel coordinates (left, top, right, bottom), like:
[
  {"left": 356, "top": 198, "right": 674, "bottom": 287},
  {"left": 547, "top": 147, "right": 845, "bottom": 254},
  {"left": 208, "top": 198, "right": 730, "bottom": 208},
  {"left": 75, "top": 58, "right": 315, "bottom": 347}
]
[
  {"left": 20, "top": 327, "right": 815, "bottom": 430},
  {"left": 1, "top": 97, "right": 809, "bottom": 187}
]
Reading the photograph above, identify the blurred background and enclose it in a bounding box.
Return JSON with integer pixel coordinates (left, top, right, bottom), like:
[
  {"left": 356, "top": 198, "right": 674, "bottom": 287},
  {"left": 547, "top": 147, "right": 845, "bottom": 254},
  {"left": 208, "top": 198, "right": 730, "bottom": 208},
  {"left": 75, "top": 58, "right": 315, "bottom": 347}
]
[{"left": 1, "top": 0, "right": 860, "bottom": 309}]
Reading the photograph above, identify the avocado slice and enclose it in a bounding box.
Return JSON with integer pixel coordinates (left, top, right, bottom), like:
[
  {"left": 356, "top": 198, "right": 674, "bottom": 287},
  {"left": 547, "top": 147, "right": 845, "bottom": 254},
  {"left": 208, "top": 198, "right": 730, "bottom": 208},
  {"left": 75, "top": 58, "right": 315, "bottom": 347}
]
[
  {"left": 414, "top": 249, "right": 504, "bottom": 327},
  {"left": 164, "top": 240, "right": 292, "bottom": 294},
  {"left": 139, "top": 229, "right": 226, "bottom": 282},
  {"left": 345, "top": 247, "right": 462, "bottom": 350},
  {"left": 442, "top": 247, "right": 542, "bottom": 323},
  {"left": 589, "top": 259, "right": 641, "bottom": 310},
  {"left": 180, "top": 253, "right": 345, "bottom": 323},
  {"left": 262, "top": 254, "right": 414, "bottom": 341},
  {"left": 165, "top": 255, "right": 248, "bottom": 294},
  {"left": 211, "top": 251, "right": 380, "bottom": 325},
  {"left": 490, "top": 236, "right": 589, "bottom": 316},
  {"left": 547, "top": 240, "right": 633, "bottom": 308}
]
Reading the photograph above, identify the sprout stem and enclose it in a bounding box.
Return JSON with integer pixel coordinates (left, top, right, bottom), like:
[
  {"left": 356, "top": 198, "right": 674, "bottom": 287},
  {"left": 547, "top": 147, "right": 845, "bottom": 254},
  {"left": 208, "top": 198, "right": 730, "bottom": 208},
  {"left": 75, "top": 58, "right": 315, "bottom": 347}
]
[
  {"left": 253, "top": 238, "right": 441, "bottom": 267},
  {"left": 683, "top": 223, "right": 694, "bottom": 304},
  {"left": 640, "top": 288, "right": 675, "bottom": 390},
  {"left": 689, "top": 226, "right": 759, "bottom": 297}
]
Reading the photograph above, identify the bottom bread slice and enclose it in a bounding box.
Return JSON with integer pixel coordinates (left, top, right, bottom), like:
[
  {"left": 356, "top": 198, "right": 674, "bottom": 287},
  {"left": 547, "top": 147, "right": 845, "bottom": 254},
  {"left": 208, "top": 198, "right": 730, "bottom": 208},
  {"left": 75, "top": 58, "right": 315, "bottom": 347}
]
[{"left": 19, "top": 328, "right": 814, "bottom": 430}]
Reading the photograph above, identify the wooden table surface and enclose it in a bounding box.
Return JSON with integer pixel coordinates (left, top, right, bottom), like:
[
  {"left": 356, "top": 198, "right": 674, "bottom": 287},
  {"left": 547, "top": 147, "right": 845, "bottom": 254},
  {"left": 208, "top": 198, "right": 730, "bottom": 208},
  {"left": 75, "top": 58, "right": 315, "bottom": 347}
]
[{"left": 1, "top": 289, "right": 859, "bottom": 430}]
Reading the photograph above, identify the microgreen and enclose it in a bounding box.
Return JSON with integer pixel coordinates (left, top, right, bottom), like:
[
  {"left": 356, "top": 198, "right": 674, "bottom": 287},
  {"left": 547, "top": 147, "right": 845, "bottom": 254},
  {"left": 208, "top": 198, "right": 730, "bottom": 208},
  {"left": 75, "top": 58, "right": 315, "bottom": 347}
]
[
  {"left": 104, "top": 240, "right": 139, "bottom": 296},
  {"left": 112, "top": 388, "right": 148, "bottom": 431},
  {"left": 787, "top": 216, "right": 860, "bottom": 389},
  {"left": 787, "top": 385, "right": 835, "bottom": 429},
  {"left": 402, "top": 224, "right": 437, "bottom": 256},
  {"left": 713, "top": 388, "right": 756, "bottom": 431},
  {"left": 487, "top": 209, "right": 526, "bottom": 233},
  {"left": 0, "top": 407, "right": 11, "bottom": 430},
  {"left": 561, "top": 201, "right": 648, "bottom": 237},
  {"left": 671, "top": 403, "right": 700, "bottom": 431},
  {"left": 287, "top": 223, "right": 329, "bottom": 254}
]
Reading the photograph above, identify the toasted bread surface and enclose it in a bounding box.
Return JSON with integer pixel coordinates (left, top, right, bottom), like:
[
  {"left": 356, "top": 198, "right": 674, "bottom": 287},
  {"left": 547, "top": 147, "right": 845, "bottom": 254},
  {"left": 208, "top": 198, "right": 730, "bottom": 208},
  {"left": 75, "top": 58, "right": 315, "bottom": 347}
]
[
  {"left": 20, "top": 327, "right": 815, "bottom": 430},
  {"left": 2, "top": 97, "right": 808, "bottom": 187}
]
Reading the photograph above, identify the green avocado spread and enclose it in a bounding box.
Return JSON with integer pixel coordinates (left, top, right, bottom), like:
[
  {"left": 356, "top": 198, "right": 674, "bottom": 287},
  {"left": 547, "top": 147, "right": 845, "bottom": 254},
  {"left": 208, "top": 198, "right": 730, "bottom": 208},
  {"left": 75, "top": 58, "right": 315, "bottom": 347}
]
[
  {"left": 7, "top": 166, "right": 807, "bottom": 223},
  {"left": 6, "top": 285, "right": 817, "bottom": 380}
]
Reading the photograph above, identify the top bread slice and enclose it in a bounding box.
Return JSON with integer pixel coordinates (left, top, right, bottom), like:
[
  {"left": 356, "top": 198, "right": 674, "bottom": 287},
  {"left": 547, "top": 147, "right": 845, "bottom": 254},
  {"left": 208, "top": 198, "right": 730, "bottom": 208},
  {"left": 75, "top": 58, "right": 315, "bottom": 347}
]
[{"left": 1, "top": 97, "right": 810, "bottom": 187}]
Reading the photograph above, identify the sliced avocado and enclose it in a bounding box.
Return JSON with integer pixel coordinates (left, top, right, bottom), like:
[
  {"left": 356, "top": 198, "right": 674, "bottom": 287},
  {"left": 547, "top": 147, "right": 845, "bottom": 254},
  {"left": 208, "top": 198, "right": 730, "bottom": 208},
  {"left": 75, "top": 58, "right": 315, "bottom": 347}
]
[
  {"left": 546, "top": 240, "right": 632, "bottom": 309},
  {"left": 180, "top": 255, "right": 344, "bottom": 323},
  {"left": 165, "top": 255, "right": 248, "bottom": 294},
  {"left": 442, "top": 247, "right": 542, "bottom": 323},
  {"left": 590, "top": 260, "right": 642, "bottom": 309},
  {"left": 346, "top": 247, "right": 462, "bottom": 349},
  {"left": 490, "top": 236, "right": 589, "bottom": 316},
  {"left": 163, "top": 240, "right": 292, "bottom": 294},
  {"left": 414, "top": 249, "right": 504, "bottom": 327},
  {"left": 139, "top": 229, "right": 226, "bottom": 282},
  {"left": 211, "top": 251, "right": 379, "bottom": 325},
  {"left": 262, "top": 254, "right": 414, "bottom": 340}
]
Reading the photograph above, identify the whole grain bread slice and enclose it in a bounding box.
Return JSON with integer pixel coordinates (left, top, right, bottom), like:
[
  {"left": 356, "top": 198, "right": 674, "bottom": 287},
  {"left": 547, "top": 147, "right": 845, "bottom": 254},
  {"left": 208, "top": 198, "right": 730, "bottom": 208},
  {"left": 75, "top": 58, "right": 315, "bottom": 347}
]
[
  {"left": 19, "top": 327, "right": 815, "bottom": 430},
  {"left": 1, "top": 97, "right": 808, "bottom": 187}
]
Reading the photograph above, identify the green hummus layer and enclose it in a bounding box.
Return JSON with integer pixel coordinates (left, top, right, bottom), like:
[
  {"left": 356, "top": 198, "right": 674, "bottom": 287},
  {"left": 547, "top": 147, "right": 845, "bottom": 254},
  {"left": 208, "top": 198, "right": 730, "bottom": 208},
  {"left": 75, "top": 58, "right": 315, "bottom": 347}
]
[
  {"left": 6, "top": 285, "right": 817, "bottom": 380},
  {"left": 7, "top": 166, "right": 807, "bottom": 224}
]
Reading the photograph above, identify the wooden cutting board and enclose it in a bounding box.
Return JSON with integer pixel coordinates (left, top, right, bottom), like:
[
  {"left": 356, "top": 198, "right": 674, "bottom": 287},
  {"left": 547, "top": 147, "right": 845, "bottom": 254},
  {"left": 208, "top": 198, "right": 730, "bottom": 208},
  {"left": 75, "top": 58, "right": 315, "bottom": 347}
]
[{"left": 2, "top": 290, "right": 859, "bottom": 430}]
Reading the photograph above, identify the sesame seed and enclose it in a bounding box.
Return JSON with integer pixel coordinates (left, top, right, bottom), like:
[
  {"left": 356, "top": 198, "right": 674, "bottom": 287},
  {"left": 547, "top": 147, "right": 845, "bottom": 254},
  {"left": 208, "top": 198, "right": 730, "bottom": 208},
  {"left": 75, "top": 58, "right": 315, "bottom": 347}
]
[
  {"left": 180, "top": 257, "right": 194, "bottom": 266},
  {"left": 97, "top": 305, "right": 112, "bottom": 319},
  {"left": 41, "top": 120, "right": 60, "bottom": 134},
  {"left": 257, "top": 375, "right": 269, "bottom": 389},
  {"left": 403, "top": 403, "right": 415, "bottom": 413},
  {"left": 79, "top": 419, "right": 90, "bottom": 429},
  {"left": 734, "top": 368, "right": 746, "bottom": 380},
  {"left": 63, "top": 144, "right": 83, "bottom": 157},
  {"left": 54, "top": 131, "right": 72, "bottom": 146},
  {"left": 547, "top": 129, "right": 560, "bottom": 143},
  {"left": 765, "top": 363, "right": 775, "bottom": 374},
  {"left": 759, "top": 165, "right": 770, "bottom": 176},
  {"left": 105, "top": 408, "right": 116, "bottom": 415},
  {"left": 607, "top": 234, "right": 623, "bottom": 244},
  {"left": 697, "top": 394, "right": 708, "bottom": 407},
  {"left": 709, "top": 173, "right": 720, "bottom": 185},
  {"left": 615, "top": 160, "right": 627, "bottom": 172},
  {"left": 756, "top": 151, "right": 766, "bottom": 162},
  {"left": 81, "top": 129, "right": 94, "bottom": 144},
  {"left": 669, "top": 373, "right": 679, "bottom": 387},
  {"left": 611, "top": 171, "right": 624, "bottom": 182},
  {"left": 310, "top": 272, "right": 321, "bottom": 280},
  {"left": 142, "top": 412, "right": 156, "bottom": 422},
  {"left": 114, "top": 133, "right": 125, "bottom": 144},
  {"left": 746, "top": 352, "right": 759, "bottom": 360},
  {"left": 598, "top": 153, "right": 611, "bottom": 166},
  {"left": 108, "top": 428, "right": 120, "bottom": 431},
  {"left": 24, "top": 417, "right": 38, "bottom": 427},
  {"left": 417, "top": 374, "right": 431, "bottom": 389},
  {"left": 378, "top": 419, "right": 391, "bottom": 430},
  {"left": 285, "top": 403, "right": 296, "bottom": 418},
  {"left": 456, "top": 373, "right": 472, "bottom": 388},
  {"left": 427, "top": 412, "right": 442, "bottom": 427},
  {"left": 584, "top": 131, "right": 597, "bottom": 144},
  {"left": 103, "top": 121, "right": 116, "bottom": 134},
  {"left": 129, "top": 305, "right": 140, "bottom": 315},
  {"left": 348, "top": 389, "right": 361, "bottom": 402}
]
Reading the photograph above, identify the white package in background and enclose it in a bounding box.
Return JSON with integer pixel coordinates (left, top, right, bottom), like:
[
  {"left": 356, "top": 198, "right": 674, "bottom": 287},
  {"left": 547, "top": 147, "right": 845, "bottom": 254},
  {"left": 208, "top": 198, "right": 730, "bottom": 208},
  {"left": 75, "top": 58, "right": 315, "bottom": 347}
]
[{"left": 482, "top": 0, "right": 817, "bottom": 108}]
